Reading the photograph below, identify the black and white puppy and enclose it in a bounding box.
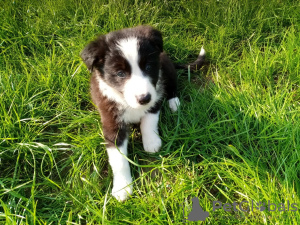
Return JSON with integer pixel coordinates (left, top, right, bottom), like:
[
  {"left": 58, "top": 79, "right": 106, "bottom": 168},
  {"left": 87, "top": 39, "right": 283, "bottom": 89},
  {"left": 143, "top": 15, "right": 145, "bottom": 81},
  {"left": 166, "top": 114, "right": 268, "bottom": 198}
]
[{"left": 81, "top": 25, "right": 205, "bottom": 201}]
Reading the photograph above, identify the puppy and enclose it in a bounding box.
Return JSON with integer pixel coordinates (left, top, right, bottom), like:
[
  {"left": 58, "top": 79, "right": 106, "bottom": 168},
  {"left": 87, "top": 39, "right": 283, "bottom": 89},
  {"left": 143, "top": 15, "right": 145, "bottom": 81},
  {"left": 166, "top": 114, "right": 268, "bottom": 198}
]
[{"left": 81, "top": 25, "right": 205, "bottom": 201}]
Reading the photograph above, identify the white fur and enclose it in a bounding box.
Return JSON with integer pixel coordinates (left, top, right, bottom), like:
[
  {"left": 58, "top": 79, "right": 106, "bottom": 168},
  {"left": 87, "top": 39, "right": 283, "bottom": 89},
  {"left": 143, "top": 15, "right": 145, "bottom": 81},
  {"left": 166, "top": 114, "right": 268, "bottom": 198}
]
[
  {"left": 117, "top": 38, "right": 157, "bottom": 109},
  {"left": 96, "top": 75, "right": 126, "bottom": 106},
  {"left": 121, "top": 71, "right": 164, "bottom": 123},
  {"left": 97, "top": 67, "right": 164, "bottom": 125},
  {"left": 168, "top": 97, "right": 180, "bottom": 112},
  {"left": 96, "top": 74, "right": 153, "bottom": 120},
  {"left": 107, "top": 139, "right": 133, "bottom": 201},
  {"left": 199, "top": 47, "right": 206, "bottom": 57},
  {"left": 124, "top": 74, "right": 157, "bottom": 108},
  {"left": 140, "top": 111, "right": 162, "bottom": 153},
  {"left": 122, "top": 107, "right": 147, "bottom": 124}
]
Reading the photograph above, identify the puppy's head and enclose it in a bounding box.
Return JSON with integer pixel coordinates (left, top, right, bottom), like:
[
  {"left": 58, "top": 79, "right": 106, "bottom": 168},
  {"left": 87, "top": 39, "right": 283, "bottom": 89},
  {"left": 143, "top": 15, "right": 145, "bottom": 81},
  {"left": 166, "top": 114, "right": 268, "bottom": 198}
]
[{"left": 81, "top": 26, "right": 163, "bottom": 109}]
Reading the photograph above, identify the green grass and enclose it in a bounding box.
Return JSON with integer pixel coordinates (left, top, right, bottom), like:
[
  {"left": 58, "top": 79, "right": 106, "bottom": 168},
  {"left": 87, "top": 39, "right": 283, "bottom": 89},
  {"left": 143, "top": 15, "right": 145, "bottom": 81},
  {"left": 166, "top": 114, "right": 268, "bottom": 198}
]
[{"left": 1, "top": 0, "right": 300, "bottom": 224}]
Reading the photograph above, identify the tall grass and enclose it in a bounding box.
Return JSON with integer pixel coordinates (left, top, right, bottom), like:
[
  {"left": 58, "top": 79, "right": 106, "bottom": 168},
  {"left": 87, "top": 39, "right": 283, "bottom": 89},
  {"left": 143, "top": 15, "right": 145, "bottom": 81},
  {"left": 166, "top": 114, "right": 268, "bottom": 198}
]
[{"left": 1, "top": 0, "right": 300, "bottom": 224}]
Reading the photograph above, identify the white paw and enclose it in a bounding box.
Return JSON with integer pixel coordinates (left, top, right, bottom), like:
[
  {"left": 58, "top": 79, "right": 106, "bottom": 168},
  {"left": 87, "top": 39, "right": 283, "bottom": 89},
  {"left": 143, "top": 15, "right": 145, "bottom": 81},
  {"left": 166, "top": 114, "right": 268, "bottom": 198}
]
[
  {"left": 168, "top": 97, "right": 180, "bottom": 112},
  {"left": 112, "top": 176, "right": 133, "bottom": 202},
  {"left": 143, "top": 133, "right": 162, "bottom": 153}
]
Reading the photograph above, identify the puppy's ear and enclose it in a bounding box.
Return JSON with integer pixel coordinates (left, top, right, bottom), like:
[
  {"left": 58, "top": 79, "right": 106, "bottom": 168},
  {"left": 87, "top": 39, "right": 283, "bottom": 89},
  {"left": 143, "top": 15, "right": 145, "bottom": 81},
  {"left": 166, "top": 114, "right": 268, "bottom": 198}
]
[
  {"left": 81, "top": 35, "right": 108, "bottom": 71},
  {"left": 136, "top": 26, "right": 163, "bottom": 52},
  {"left": 148, "top": 27, "right": 163, "bottom": 52}
]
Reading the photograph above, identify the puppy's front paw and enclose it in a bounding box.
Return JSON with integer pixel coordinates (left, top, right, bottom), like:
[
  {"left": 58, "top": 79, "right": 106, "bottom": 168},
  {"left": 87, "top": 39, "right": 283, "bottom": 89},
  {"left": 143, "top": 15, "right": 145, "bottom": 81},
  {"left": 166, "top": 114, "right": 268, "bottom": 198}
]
[
  {"left": 112, "top": 176, "right": 133, "bottom": 202},
  {"left": 112, "top": 185, "right": 132, "bottom": 202},
  {"left": 168, "top": 97, "right": 180, "bottom": 112},
  {"left": 143, "top": 133, "right": 162, "bottom": 153}
]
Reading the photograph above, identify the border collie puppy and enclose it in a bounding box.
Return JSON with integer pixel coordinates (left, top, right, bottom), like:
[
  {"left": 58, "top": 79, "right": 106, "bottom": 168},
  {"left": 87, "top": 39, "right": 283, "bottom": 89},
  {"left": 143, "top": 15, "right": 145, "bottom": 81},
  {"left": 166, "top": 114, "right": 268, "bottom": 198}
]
[{"left": 81, "top": 25, "right": 205, "bottom": 201}]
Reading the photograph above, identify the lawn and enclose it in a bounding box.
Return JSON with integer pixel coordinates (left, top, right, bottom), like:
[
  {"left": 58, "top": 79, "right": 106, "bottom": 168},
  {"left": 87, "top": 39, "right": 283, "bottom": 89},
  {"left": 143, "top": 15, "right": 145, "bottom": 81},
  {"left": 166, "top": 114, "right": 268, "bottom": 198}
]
[{"left": 1, "top": 0, "right": 300, "bottom": 224}]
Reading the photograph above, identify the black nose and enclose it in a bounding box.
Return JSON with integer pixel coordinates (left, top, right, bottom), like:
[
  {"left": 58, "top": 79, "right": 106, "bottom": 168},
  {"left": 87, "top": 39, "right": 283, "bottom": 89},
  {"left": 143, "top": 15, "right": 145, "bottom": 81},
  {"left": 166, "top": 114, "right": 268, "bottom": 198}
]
[{"left": 137, "top": 93, "right": 151, "bottom": 105}]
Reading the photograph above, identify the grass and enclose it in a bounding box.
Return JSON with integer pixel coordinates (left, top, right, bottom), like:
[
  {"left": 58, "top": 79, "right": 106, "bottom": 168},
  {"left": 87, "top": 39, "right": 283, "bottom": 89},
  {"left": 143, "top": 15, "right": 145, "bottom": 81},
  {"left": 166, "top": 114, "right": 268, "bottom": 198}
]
[{"left": 1, "top": 0, "right": 300, "bottom": 224}]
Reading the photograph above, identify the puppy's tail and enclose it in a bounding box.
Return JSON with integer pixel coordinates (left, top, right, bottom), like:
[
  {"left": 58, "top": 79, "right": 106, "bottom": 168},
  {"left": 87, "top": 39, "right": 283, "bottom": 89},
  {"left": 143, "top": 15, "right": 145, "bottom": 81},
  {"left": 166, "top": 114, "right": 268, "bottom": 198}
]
[{"left": 175, "top": 47, "right": 206, "bottom": 71}]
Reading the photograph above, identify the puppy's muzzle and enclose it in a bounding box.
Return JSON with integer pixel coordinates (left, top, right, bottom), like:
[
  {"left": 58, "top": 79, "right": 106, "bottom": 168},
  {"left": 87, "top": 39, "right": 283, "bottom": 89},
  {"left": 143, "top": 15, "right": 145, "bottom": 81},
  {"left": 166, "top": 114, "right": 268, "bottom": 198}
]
[{"left": 136, "top": 93, "right": 151, "bottom": 105}]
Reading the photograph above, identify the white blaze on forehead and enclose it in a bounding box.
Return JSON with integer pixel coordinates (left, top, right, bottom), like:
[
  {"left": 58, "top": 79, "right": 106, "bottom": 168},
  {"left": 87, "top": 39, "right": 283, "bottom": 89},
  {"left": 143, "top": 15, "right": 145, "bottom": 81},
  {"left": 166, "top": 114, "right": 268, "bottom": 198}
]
[
  {"left": 117, "top": 37, "right": 157, "bottom": 109},
  {"left": 117, "top": 38, "right": 140, "bottom": 66}
]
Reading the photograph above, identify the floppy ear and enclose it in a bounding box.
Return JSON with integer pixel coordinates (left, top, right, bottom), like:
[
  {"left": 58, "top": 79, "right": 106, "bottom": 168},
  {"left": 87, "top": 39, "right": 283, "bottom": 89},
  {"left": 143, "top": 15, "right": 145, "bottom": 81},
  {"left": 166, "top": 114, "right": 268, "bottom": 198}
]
[
  {"left": 135, "top": 26, "right": 163, "bottom": 52},
  {"left": 147, "top": 27, "right": 163, "bottom": 52},
  {"left": 81, "top": 35, "right": 108, "bottom": 71}
]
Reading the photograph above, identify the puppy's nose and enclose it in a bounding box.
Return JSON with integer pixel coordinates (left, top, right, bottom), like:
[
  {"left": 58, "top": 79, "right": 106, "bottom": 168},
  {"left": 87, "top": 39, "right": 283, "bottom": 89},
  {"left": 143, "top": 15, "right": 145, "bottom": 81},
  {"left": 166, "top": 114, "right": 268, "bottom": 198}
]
[{"left": 137, "top": 93, "right": 151, "bottom": 105}]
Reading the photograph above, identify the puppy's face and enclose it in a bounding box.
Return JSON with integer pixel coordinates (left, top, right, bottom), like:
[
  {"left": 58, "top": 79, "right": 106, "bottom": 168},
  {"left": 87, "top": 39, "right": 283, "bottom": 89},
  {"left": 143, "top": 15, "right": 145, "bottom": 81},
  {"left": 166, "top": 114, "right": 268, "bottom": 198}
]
[{"left": 81, "top": 26, "right": 163, "bottom": 109}]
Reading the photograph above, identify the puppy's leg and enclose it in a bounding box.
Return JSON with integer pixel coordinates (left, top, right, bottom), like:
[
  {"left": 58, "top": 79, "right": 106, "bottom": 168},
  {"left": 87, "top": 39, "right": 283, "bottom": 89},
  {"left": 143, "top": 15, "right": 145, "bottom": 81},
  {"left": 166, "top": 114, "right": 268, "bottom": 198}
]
[
  {"left": 103, "top": 123, "right": 132, "bottom": 201},
  {"left": 160, "top": 52, "right": 180, "bottom": 112},
  {"left": 168, "top": 97, "right": 180, "bottom": 112},
  {"left": 107, "top": 140, "right": 132, "bottom": 201},
  {"left": 141, "top": 111, "right": 162, "bottom": 153},
  {"left": 91, "top": 74, "right": 132, "bottom": 201}
]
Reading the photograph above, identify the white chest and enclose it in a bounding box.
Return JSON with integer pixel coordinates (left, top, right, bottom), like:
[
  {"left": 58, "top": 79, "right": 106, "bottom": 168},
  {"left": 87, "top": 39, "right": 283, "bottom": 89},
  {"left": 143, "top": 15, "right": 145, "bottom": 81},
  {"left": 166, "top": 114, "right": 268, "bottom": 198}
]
[{"left": 121, "top": 107, "right": 147, "bottom": 124}]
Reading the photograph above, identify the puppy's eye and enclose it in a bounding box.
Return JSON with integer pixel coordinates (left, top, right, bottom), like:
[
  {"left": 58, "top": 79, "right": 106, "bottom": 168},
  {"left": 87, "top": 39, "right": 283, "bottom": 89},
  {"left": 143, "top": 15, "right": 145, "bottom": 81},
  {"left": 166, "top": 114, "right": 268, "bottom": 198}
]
[
  {"left": 117, "top": 71, "right": 126, "bottom": 78},
  {"left": 145, "top": 64, "right": 152, "bottom": 72}
]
